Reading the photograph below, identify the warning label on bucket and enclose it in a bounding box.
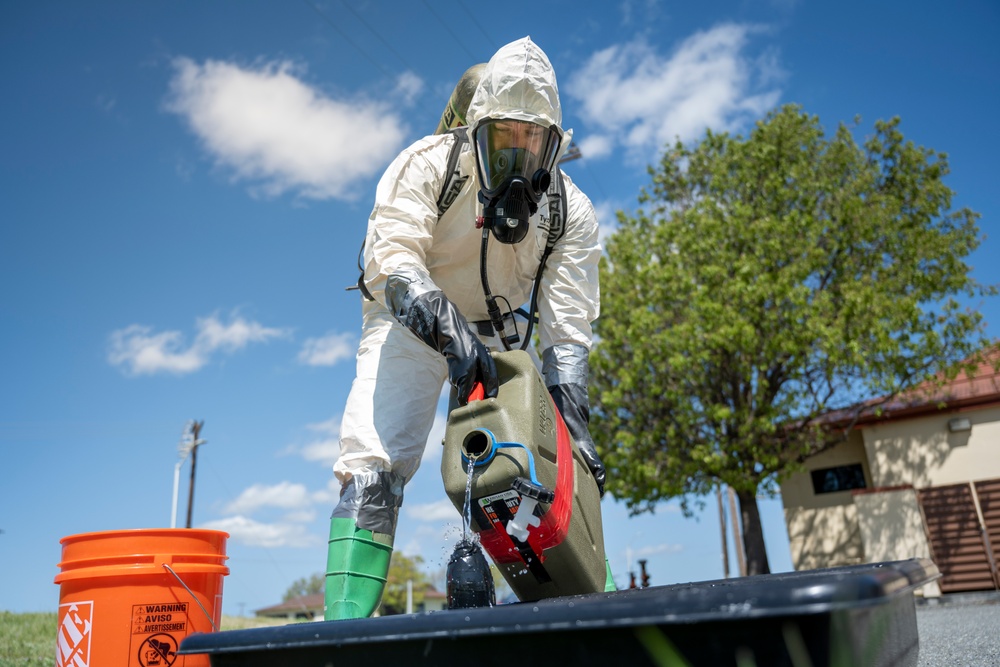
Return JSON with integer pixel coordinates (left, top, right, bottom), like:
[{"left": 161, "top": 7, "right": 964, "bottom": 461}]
[
  {"left": 129, "top": 602, "right": 189, "bottom": 666},
  {"left": 57, "top": 601, "right": 93, "bottom": 667},
  {"left": 131, "top": 602, "right": 189, "bottom": 634}
]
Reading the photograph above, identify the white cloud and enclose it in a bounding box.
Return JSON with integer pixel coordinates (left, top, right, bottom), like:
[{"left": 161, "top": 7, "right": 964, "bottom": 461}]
[
  {"left": 223, "top": 481, "right": 313, "bottom": 514},
  {"left": 307, "top": 416, "right": 341, "bottom": 435},
  {"left": 636, "top": 542, "right": 684, "bottom": 557},
  {"left": 577, "top": 134, "right": 615, "bottom": 161},
  {"left": 311, "top": 476, "right": 343, "bottom": 506},
  {"left": 400, "top": 523, "right": 465, "bottom": 566},
  {"left": 108, "top": 312, "right": 289, "bottom": 376},
  {"left": 619, "top": 0, "right": 663, "bottom": 27},
  {"left": 299, "top": 438, "right": 341, "bottom": 467},
  {"left": 166, "top": 57, "right": 412, "bottom": 200},
  {"left": 394, "top": 71, "right": 424, "bottom": 106},
  {"left": 282, "top": 509, "right": 318, "bottom": 523},
  {"left": 196, "top": 314, "right": 287, "bottom": 351},
  {"left": 298, "top": 332, "right": 355, "bottom": 367},
  {"left": 95, "top": 94, "right": 117, "bottom": 112},
  {"left": 566, "top": 24, "right": 783, "bottom": 160},
  {"left": 420, "top": 408, "right": 449, "bottom": 466},
  {"left": 592, "top": 199, "right": 627, "bottom": 247},
  {"left": 405, "top": 498, "right": 461, "bottom": 522},
  {"left": 199, "top": 515, "right": 319, "bottom": 548},
  {"left": 294, "top": 415, "right": 342, "bottom": 466},
  {"left": 107, "top": 326, "right": 204, "bottom": 375}
]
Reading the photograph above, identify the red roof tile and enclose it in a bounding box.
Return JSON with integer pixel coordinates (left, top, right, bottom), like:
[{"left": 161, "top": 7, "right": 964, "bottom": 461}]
[{"left": 825, "top": 348, "right": 1000, "bottom": 427}]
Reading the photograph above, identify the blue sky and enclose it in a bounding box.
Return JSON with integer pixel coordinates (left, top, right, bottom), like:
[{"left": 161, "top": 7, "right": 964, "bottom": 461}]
[{"left": 2, "top": 1, "right": 998, "bottom": 616}]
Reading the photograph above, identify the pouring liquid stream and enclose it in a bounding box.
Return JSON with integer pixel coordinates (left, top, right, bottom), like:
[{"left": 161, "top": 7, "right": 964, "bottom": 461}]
[
  {"left": 463, "top": 454, "right": 475, "bottom": 542},
  {"left": 462, "top": 381, "right": 486, "bottom": 543}
]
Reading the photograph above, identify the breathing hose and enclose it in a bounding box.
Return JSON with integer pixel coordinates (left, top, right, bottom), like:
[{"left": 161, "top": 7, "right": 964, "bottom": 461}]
[{"left": 479, "top": 227, "right": 547, "bottom": 352}]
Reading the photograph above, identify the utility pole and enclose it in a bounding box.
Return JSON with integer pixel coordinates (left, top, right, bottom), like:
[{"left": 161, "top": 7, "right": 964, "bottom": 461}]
[
  {"left": 185, "top": 420, "right": 205, "bottom": 529},
  {"left": 717, "top": 485, "right": 730, "bottom": 578},
  {"left": 171, "top": 420, "right": 200, "bottom": 528}
]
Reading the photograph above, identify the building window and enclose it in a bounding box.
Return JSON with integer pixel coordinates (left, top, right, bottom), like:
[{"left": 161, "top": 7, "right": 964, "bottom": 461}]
[{"left": 810, "top": 463, "right": 867, "bottom": 494}]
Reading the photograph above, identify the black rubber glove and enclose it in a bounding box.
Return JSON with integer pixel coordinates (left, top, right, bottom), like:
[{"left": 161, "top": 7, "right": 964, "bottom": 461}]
[
  {"left": 549, "top": 383, "right": 606, "bottom": 496},
  {"left": 386, "top": 277, "right": 499, "bottom": 405}
]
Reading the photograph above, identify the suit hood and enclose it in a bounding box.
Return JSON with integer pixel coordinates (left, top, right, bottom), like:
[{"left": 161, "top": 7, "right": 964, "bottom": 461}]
[{"left": 466, "top": 36, "right": 563, "bottom": 135}]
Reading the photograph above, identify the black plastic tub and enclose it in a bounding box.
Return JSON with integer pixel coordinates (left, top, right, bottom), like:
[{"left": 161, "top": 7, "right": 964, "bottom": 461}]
[{"left": 180, "top": 558, "right": 938, "bottom": 667}]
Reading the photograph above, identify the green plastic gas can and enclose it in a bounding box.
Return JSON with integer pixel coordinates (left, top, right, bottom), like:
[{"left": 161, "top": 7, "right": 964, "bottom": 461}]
[{"left": 441, "top": 350, "right": 608, "bottom": 601}]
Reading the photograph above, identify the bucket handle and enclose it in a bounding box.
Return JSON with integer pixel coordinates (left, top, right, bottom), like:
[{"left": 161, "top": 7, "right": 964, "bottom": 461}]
[{"left": 162, "top": 564, "right": 218, "bottom": 632}]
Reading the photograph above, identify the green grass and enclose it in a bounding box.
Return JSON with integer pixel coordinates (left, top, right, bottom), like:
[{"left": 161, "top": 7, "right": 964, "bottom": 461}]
[
  {"left": 0, "top": 612, "right": 291, "bottom": 666},
  {"left": 0, "top": 612, "right": 57, "bottom": 667}
]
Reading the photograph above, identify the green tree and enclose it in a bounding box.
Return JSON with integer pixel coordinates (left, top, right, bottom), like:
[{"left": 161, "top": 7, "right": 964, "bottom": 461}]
[
  {"left": 591, "top": 104, "right": 995, "bottom": 575},
  {"left": 282, "top": 572, "right": 324, "bottom": 602},
  {"left": 379, "top": 552, "right": 433, "bottom": 615},
  {"left": 430, "top": 561, "right": 513, "bottom": 603},
  {"left": 283, "top": 553, "right": 433, "bottom": 615}
]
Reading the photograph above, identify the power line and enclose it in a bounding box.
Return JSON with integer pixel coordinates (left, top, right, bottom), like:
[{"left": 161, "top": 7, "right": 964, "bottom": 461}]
[
  {"left": 577, "top": 155, "right": 609, "bottom": 200},
  {"left": 301, "top": 0, "right": 446, "bottom": 122},
  {"left": 455, "top": 0, "right": 498, "bottom": 51},
  {"left": 299, "top": 0, "right": 398, "bottom": 82},
  {"left": 300, "top": 1, "right": 611, "bottom": 203},
  {"left": 420, "top": 0, "right": 479, "bottom": 62},
  {"left": 337, "top": 0, "right": 413, "bottom": 71}
]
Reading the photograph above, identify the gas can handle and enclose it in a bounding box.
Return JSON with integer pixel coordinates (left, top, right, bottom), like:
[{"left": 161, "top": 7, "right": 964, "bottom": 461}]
[{"left": 469, "top": 383, "right": 485, "bottom": 402}]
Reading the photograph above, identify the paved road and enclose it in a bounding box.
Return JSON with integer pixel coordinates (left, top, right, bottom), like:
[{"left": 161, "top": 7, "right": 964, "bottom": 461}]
[{"left": 917, "top": 598, "right": 1000, "bottom": 667}]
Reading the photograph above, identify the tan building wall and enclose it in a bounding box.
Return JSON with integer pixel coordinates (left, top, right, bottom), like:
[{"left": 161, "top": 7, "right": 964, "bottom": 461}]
[
  {"left": 853, "top": 487, "right": 941, "bottom": 596},
  {"left": 785, "top": 503, "right": 864, "bottom": 570},
  {"left": 780, "top": 402, "right": 1000, "bottom": 594},
  {"left": 781, "top": 431, "right": 869, "bottom": 571},
  {"left": 778, "top": 354, "right": 1000, "bottom": 594},
  {"left": 861, "top": 405, "right": 1000, "bottom": 488}
]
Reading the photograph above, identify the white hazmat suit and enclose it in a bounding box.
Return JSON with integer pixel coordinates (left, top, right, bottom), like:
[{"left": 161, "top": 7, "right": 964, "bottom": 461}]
[{"left": 324, "top": 36, "right": 602, "bottom": 620}]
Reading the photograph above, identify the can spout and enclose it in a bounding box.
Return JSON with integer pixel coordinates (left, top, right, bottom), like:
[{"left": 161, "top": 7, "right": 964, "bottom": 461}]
[{"left": 461, "top": 428, "right": 495, "bottom": 462}]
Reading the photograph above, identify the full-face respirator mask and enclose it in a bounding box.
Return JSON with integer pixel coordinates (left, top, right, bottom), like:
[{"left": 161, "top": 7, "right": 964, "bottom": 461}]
[
  {"left": 470, "top": 117, "right": 564, "bottom": 353},
  {"left": 473, "top": 118, "right": 562, "bottom": 244}
]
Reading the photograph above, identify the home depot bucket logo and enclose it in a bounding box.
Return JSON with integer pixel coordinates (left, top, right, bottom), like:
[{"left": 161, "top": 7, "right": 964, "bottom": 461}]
[{"left": 56, "top": 601, "right": 92, "bottom": 667}]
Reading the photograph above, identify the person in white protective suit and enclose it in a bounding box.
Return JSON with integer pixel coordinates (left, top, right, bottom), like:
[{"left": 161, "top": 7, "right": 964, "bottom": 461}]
[{"left": 325, "top": 36, "right": 604, "bottom": 620}]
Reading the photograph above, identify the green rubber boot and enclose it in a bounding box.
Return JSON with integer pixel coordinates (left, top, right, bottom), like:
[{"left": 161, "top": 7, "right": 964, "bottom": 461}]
[{"left": 325, "top": 517, "right": 394, "bottom": 620}]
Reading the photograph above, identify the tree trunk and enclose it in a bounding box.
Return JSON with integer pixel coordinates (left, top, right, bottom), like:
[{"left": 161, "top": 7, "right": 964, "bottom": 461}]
[{"left": 736, "top": 489, "right": 771, "bottom": 575}]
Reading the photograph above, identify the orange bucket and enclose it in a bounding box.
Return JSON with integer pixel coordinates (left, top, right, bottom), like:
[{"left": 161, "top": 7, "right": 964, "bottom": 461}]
[{"left": 54, "top": 528, "right": 229, "bottom": 667}]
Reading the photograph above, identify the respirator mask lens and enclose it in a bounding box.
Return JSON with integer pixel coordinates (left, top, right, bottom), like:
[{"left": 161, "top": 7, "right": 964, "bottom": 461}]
[
  {"left": 474, "top": 119, "right": 561, "bottom": 198},
  {"left": 473, "top": 119, "right": 562, "bottom": 244}
]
